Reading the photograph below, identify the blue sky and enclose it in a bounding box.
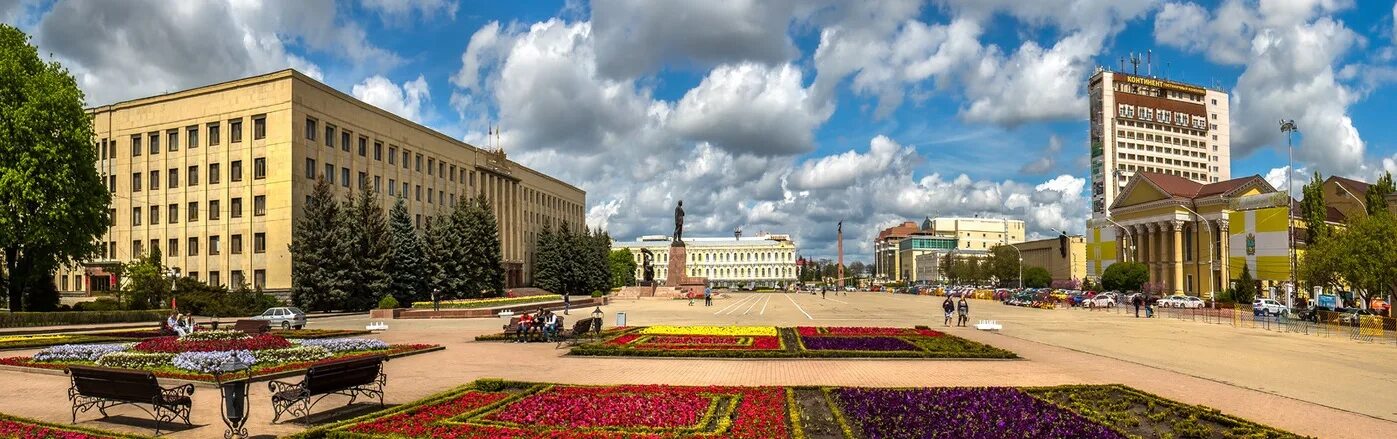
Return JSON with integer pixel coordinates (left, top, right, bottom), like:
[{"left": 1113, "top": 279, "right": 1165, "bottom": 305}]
[{"left": 5, "top": 0, "right": 1396, "bottom": 262}]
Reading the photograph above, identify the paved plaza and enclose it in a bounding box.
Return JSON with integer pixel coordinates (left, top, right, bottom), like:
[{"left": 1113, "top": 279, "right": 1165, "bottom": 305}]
[{"left": 1, "top": 292, "right": 1394, "bottom": 438}]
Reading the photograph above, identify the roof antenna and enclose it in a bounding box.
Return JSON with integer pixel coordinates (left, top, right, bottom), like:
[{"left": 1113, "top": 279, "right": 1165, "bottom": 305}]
[
  {"left": 1147, "top": 50, "right": 1153, "bottom": 77},
  {"left": 1128, "top": 52, "right": 1142, "bottom": 76}
]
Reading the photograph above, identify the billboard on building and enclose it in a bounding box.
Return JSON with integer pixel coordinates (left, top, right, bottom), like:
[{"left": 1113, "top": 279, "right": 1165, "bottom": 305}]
[
  {"left": 1085, "top": 221, "right": 1117, "bottom": 279},
  {"left": 1228, "top": 206, "right": 1290, "bottom": 282}
]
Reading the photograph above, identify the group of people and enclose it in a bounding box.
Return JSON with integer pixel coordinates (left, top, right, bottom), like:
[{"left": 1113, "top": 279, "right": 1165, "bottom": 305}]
[
  {"left": 513, "top": 308, "right": 565, "bottom": 342},
  {"left": 1132, "top": 294, "right": 1158, "bottom": 318},
  {"left": 165, "top": 312, "right": 196, "bottom": 336},
  {"left": 942, "top": 296, "right": 971, "bottom": 326}
]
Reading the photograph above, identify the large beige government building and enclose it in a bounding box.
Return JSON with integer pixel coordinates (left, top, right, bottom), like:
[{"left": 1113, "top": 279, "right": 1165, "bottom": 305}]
[
  {"left": 57, "top": 69, "right": 585, "bottom": 296},
  {"left": 613, "top": 234, "right": 798, "bottom": 289}
]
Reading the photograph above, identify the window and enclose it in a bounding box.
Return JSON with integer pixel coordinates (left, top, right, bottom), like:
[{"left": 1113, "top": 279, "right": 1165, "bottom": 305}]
[
  {"left": 209, "top": 200, "right": 220, "bottom": 220},
  {"left": 1140, "top": 108, "right": 1153, "bottom": 120},
  {"left": 253, "top": 157, "right": 266, "bottom": 180},
  {"left": 167, "top": 129, "right": 178, "bottom": 152},
  {"left": 254, "top": 233, "right": 266, "bottom": 253},
  {"left": 427, "top": 158, "right": 434, "bottom": 175},
  {"left": 253, "top": 115, "right": 266, "bottom": 140},
  {"left": 230, "top": 118, "right": 242, "bottom": 143},
  {"left": 230, "top": 160, "right": 242, "bottom": 182},
  {"left": 449, "top": 165, "right": 456, "bottom": 182},
  {"left": 188, "top": 202, "right": 198, "bottom": 222},
  {"left": 231, "top": 234, "right": 243, "bottom": 254},
  {"left": 325, "top": 124, "right": 335, "bottom": 147},
  {"left": 132, "top": 207, "right": 142, "bottom": 226},
  {"left": 149, "top": 132, "right": 160, "bottom": 154},
  {"left": 231, "top": 270, "right": 244, "bottom": 287},
  {"left": 231, "top": 197, "right": 243, "bottom": 218},
  {"left": 324, "top": 163, "right": 334, "bottom": 182},
  {"left": 358, "top": 172, "right": 367, "bottom": 189},
  {"left": 168, "top": 168, "right": 178, "bottom": 188},
  {"left": 374, "top": 175, "right": 382, "bottom": 192},
  {"left": 188, "top": 237, "right": 199, "bottom": 256},
  {"left": 374, "top": 142, "right": 383, "bottom": 160},
  {"left": 415, "top": 153, "right": 422, "bottom": 171},
  {"left": 388, "top": 178, "right": 396, "bottom": 196},
  {"left": 341, "top": 167, "right": 350, "bottom": 187},
  {"left": 168, "top": 204, "right": 178, "bottom": 224},
  {"left": 305, "top": 118, "right": 318, "bottom": 140},
  {"left": 402, "top": 182, "right": 408, "bottom": 197},
  {"left": 358, "top": 136, "right": 367, "bottom": 156},
  {"left": 415, "top": 185, "right": 422, "bottom": 201},
  {"left": 427, "top": 187, "right": 433, "bottom": 204},
  {"left": 209, "top": 236, "right": 221, "bottom": 255},
  {"left": 439, "top": 162, "right": 445, "bottom": 177},
  {"left": 133, "top": 240, "right": 143, "bottom": 256},
  {"left": 132, "top": 173, "right": 142, "bottom": 192},
  {"left": 168, "top": 238, "right": 179, "bottom": 257},
  {"left": 208, "top": 122, "right": 220, "bottom": 146},
  {"left": 209, "top": 163, "right": 221, "bottom": 184},
  {"left": 187, "top": 126, "right": 198, "bottom": 149},
  {"left": 402, "top": 149, "right": 409, "bottom": 169},
  {"left": 150, "top": 205, "right": 159, "bottom": 225},
  {"left": 1158, "top": 110, "right": 1171, "bottom": 123},
  {"left": 306, "top": 158, "right": 316, "bottom": 179},
  {"left": 149, "top": 170, "right": 159, "bottom": 190},
  {"left": 254, "top": 270, "right": 265, "bottom": 290},
  {"left": 388, "top": 146, "right": 397, "bottom": 164},
  {"left": 132, "top": 135, "right": 142, "bottom": 156},
  {"left": 341, "top": 130, "right": 350, "bottom": 152},
  {"left": 253, "top": 195, "right": 265, "bottom": 216},
  {"left": 188, "top": 165, "right": 199, "bottom": 186},
  {"left": 109, "top": 175, "right": 116, "bottom": 193}
]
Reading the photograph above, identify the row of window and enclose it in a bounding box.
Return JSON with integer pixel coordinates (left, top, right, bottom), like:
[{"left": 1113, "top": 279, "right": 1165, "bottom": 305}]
[
  {"left": 1116, "top": 152, "right": 1208, "bottom": 171},
  {"left": 125, "top": 159, "right": 265, "bottom": 193},
  {"left": 1120, "top": 119, "right": 1220, "bottom": 143},
  {"left": 126, "top": 197, "right": 265, "bottom": 226},
  {"left": 1115, "top": 141, "right": 1213, "bottom": 160},
  {"left": 1117, "top": 104, "right": 1209, "bottom": 130},
  {"left": 125, "top": 115, "right": 266, "bottom": 158},
  {"left": 121, "top": 233, "right": 267, "bottom": 258},
  {"left": 1115, "top": 164, "right": 1215, "bottom": 182}
]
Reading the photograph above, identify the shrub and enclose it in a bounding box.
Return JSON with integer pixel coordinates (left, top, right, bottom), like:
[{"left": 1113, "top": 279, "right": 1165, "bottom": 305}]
[
  {"left": 96, "top": 351, "right": 175, "bottom": 369},
  {"left": 173, "top": 278, "right": 282, "bottom": 318},
  {"left": 254, "top": 346, "right": 332, "bottom": 364},
  {"left": 377, "top": 295, "right": 400, "bottom": 310},
  {"left": 591, "top": 291, "right": 604, "bottom": 298},
  {"left": 73, "top": 298, "right": 124, "bottom": 312},
  {"left": 0, "top": 310, "right": 172, "bottom": 328}
]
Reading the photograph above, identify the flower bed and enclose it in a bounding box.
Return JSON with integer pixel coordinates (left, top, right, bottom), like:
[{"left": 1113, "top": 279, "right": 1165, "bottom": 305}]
[
  {"left": 0, "top": 413, "right": 141, "bottom": 439},
  {"left": 288, "top": 380, "right": 1302, "bottom": 439},
  {"left": 411, "top": 294, "right": 563, "bottom": 309},
  {"left": 571, "top": 326, "right": 1016, "bottom": 359},
  {"left": 0, "top": 331, "right": 440, "bottom": 383},
  {"left": 0, "top": 333, "right": 131, "bottom": 351}
]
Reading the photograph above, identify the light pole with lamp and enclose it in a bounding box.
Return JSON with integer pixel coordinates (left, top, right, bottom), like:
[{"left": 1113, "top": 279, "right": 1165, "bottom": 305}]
[
  {"left": 1176, "top": 204, "right": 1215, "bottom": 306},
  {"left": 1100, "top": 217, "right": 1135, "bottom": 263},
  {"left": 1281, "top": 119, "right": 1299, "bottom": 309},
  {"left": 166, "top": 267, "right": 180, "bottom": 311}
]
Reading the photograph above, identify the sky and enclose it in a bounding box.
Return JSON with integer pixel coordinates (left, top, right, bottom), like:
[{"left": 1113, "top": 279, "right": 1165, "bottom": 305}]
[{"left": 4, "top": 0, "right": 1397, "bottom": 263}]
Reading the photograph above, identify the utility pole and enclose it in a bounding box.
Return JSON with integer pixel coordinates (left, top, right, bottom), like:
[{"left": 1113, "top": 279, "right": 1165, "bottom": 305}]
[{"left": 1281, "top": 119, "right": 1299, "bottom": 309}]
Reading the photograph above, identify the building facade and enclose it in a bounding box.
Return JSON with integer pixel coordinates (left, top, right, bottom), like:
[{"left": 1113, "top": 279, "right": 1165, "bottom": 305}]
[
  {"left": 613, "top": 235, "right": 798, "bottom": 288},
  {"left": 873, "top": 221, "right": 920, "bottom": 281},
  {"left": 925, "top": 217, "right": 1025, "bottom": 251},
  {"left": 1089, "top": 69, "right": 1231, "bottom": 216},
  {"left": 898, "top": 236, "right": 959, "bottom": 283},
  {"left": 59, "top": 70, "right": 585, "bottom": 296},
  {"left": 1011, "top": 235, "right": 1087, "bottom": 285}
]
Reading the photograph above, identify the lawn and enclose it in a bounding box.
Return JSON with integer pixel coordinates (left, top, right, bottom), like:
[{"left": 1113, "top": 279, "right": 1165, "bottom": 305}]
[
  {"left": 289, "top": 380, "right": 1305, "bottom": 439},
  {"left": 0, "top": 330, "right": 439, "bottom": 383},
  {"left": 565, "top": 326, "right": 1018, "bottom": 359}
]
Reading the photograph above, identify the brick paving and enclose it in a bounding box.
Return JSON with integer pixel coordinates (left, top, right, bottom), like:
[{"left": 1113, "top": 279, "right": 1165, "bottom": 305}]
[{"left": 0, "top": 292, "right": 1392, "bottom": 438}]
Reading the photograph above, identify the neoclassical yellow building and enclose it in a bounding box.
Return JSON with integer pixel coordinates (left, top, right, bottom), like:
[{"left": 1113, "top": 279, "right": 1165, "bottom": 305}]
[{"left": 613, "top": 235, "right": 798, "bottom": 288}]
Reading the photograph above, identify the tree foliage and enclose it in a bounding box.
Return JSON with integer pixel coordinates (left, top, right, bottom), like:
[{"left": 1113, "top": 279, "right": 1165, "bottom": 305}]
[
  {"left": 341, "top": 189, "right": 392, "bottom": 310},
  {"left": 608, "top": 249, "right": 637, "bottom": 288},
  {"left": 289, "top": 178, "right": 348, "bottom": 311},
  {"left": 466, "top": 196, "right": 505, "bottom": 297},
  {"left": 531, "top": 221, "right": 614, "bottom": 295},
  {"left": 1101, "top": 261, "right": 1149, "bottom": 292},
  {"left": 986, "top": 245, "right": 1022, "bottom": 286},
  {"left": 1233, "top": 263, "right": 1257, "bottom": 305},
  {"left": 0, "top": 25, "right": 111, "bottom": 311},
  {"left": 1022, "top": 266, "right": 1052, "bottom": 288},
  {"left": 1366, "top": 171, "right": 1394, "bottom": 216},
  {"left": 1300, "top": 171, "right": 1329, "bottom": 244},
  {"left": 121, "top": 247, "right": 169, "bottom": 310},
  {"left": 386, "top": 198, "right": 430, "bottom": 305}
]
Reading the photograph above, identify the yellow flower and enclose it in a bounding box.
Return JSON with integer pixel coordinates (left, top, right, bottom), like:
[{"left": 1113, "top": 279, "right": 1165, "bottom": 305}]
[
  {"left": 0, "top": 334, "right": 66, "bottom": 343},
  {"left": 638, "top": 326, "right": 778, "bottom": 337}
]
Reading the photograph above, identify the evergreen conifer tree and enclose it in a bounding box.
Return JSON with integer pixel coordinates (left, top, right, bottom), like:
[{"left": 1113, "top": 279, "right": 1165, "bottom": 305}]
[
  {"left": 533, "top": 224, "right": 562, "bottom": 294},
  {"left": 289, "top": 178, "right": 348, "bottom": 311},
  {"left": 341, "top": 189, "right": 392, "bottom": 310},
  {"left": 386, "top": 198, "right": 430, "bottom": 305},
  {"left": 422, "top": 214, "right": 452, "bottom": 298},
  {"left": 1367, "top": 171, "right": 1394, "bottom": 216},
  {"left": 471, "top": 196, "right": 506, "bottom": 297}
]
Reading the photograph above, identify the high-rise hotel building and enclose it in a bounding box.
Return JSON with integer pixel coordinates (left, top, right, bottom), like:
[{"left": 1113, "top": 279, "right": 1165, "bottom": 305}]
[
  {"left": 1088, "top": 69, "right": 1231, "bottom": 216},
  {"left": 59, "top": 70, "right": 585, "bottom": 296}
]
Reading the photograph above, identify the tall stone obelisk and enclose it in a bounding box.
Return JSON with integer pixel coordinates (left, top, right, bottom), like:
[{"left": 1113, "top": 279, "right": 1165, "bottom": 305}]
[{"left": 836, "top": 221, "right": 844, "bottom": 289}]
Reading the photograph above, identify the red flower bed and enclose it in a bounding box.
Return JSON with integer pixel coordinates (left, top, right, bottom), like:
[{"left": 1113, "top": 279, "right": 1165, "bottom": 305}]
[
  {"left": 0, "top": 418, "right": 128, "bottom": 439},
  {"left": 796, "top": 326, "right": 943, "bottom": 337},
  {"left": 332, "top": 384, "right": 789, "bottom": 438},
  {"left": 132, "top": 334, "right": 292, "bottom": 353},
  {"left": 607, "top": 334, "right": 781, "bottom": 351}
]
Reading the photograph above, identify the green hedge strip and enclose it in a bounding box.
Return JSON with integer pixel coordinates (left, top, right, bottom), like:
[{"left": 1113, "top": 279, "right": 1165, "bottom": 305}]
[{"left": 0, "top": 309, "right": 173, "bottom": 328}]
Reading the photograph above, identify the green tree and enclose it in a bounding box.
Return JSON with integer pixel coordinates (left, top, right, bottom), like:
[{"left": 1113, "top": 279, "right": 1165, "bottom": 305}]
[
  {"left": 532, "top": 224, "right": 563, "bottom": 294},
  {"left": 1334, "top": 211, "right": 1397, "bottom": 304},
  {"left": 289, "top": 178, "right": 348, "bottom": 311},
  {"left": 608, "top": 249, "right": 638, "bottom": 288},
  {"left": 121, "top": 247, "right": 168, "bottom": 310},
  {"left": 1366, "top": 171, "right": 1394, "bottom": 216},
  {"left": 1022, "top": 266, "right": 1052, "bottom": 288},
  {"left": 341, "top": 189, "right": 391, "bottom": 310},
  {"left": 1101, "top": 261, "right": 1149, "bottom": 292},
  {"left": 386, "top": 198, "right": 430, "bottom": 305},
  {"left": 986, "top": 245, "right": 1022, "bottom": 286},
  {"left": 1233, "top": 263, "right": 1257, "bottom": 305},
  {"left": 0, "top": 25, "right": 111, "bottom": 311},
  {"left": 1300, "top": 171, "right": 1329, "bottom": 244},
  {"left": 422, "top": 213, "right": 456, "bottom": 298},
  {"left": 1299, "top": 232, "right": 1342, "bottom": 294},
  {"left": 587, "top": 228, "right": 614, "bottom": 293},
  {"left": 467, "top": 196, "right": 505, "bottom": 297}
]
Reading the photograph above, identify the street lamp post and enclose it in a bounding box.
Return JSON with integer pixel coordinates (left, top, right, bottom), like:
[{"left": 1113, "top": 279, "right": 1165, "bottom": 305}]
[
  {"left": 1281, "top": 119, "right": 1299, "bottom": 309},
  {"left": 1176, "top": 205, "right": 1215, "bottom": 304},
  {"left": 166, "top": 267, "right": 180, "bottom": 311}
]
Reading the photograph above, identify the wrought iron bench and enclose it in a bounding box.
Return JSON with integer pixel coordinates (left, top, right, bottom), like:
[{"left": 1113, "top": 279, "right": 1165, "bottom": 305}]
[
  {"left": 269, "top": 355, "right": 387, "bottom": 424},
  {"left": 66, "top": 366, "right": 193, "bottom": 435}
]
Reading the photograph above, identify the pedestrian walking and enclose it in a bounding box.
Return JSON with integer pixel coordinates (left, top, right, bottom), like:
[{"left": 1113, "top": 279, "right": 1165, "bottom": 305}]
[
  {"left": 563, "top": 293, "right": 571, "bottom": 315},
  {"left": 1146, "top": 295, "right": 1156, "bottom": 318},
  {"left": 1132, "top": 294, "right": 1142, "bottom": 318},
  {"left": 704, "top": 285, "right": 713, "bottom": 306},
  {"left": 942, "top": 297, "right": 955, "bottom": 326},
  {"left": 956, "top": 297, "right": 970, "bottom": 327},
  {"left": 821, "top": 287, "right": 826, "bottom": 299}
]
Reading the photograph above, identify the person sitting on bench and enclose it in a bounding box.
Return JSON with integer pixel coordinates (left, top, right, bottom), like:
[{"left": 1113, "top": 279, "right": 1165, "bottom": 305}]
[
  {"left": 514, "top": 312, "right": 534, "bottom": 343},
  {"left": 168, "top": 313, "right": 190, "bottom": 337}
]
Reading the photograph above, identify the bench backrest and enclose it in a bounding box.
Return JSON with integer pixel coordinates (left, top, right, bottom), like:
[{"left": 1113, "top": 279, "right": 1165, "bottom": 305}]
[
  {"left": 68, "top": 366, "right": 161, "bottom": 404},
  {"left": 572, "top": 318, "right": 595, "bottom": 334},
  {"left": 503, "top": 316, "right": 521, "bottom": 330},
  {"left": 304, "top": 356, "right": 384, "bottom": 395},
  {"left": 233, "top": 319, "right": 269, "bottom": 334}
]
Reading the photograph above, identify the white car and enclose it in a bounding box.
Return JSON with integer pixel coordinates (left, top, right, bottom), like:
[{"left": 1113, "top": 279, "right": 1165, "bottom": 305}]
[
  {"left": 1159, "top": 295, "right": 1192, "bottom": 308},
  {"left": 1086, "top": 294, "right": 1117, "bottom": 307},
  {"left": 1253, "top": 299, "right": 1289, "bottom": 316},
  {"left": 1176, "top": 296, "right": 1206, "bottom": 309}
]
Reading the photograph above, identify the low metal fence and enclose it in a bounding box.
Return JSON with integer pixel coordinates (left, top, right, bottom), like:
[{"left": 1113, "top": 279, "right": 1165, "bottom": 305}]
[{"left": 1085, "top": 302, "right": 1397, "bottom": 347}]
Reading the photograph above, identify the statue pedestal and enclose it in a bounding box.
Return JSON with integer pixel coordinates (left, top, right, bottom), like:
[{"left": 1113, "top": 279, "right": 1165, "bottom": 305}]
[{"left": 666, "top": 242, "right": 707, "bottom": 298}]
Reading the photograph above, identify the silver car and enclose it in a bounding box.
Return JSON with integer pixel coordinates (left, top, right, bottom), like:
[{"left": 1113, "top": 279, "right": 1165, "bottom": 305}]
[{"left": 252, "top": 307, "right": 306, "bottom": 330}]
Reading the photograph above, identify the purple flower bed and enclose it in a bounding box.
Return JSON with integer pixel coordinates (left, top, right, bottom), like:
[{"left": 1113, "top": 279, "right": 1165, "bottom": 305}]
[
  {"left": 833, "top": 387, "right": 1124, "bottom": 439},
  {"left": 802, "top": 336, "right": 919, "bottom": 351}
]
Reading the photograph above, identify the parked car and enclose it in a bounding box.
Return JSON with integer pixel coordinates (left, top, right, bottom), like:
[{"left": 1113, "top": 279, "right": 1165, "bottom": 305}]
[
  {"left": 252, "top": 307, "right": 307, "bottom": 330},
  {"left": 1086, "top": 293, "right": 1117, "bottom": 308},
  {"left": 1252, "top": 299, "right": 1289, "bottom": 316},
  {"left": 1176, "top": 296, "right": 1205, "bottom": 309}
]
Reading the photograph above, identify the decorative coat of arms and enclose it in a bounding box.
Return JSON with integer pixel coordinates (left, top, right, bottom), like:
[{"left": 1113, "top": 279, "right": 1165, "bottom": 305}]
[{"left": 1245, "top": 233, "right": 1256, "bottom": 256}]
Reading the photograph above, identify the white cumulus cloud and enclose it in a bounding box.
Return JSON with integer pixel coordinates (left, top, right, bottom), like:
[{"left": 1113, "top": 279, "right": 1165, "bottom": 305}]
[{"left": 352, "top": 75, "right": 431, "bottom": 123}]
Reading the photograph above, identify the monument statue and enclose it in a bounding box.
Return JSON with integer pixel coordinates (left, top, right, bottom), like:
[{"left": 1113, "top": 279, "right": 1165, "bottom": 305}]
[
  {"left": 640, "top": 248, "right": 655, "bottom": 285},
  {"left": 673, "top": 200, "right": 685, "bottom": 244}
]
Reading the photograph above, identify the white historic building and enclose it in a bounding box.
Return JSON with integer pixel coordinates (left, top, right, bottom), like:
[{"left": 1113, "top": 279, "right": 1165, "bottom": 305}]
[{"left": 613, "top": 234, "right": 798, "bottom": 288}]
